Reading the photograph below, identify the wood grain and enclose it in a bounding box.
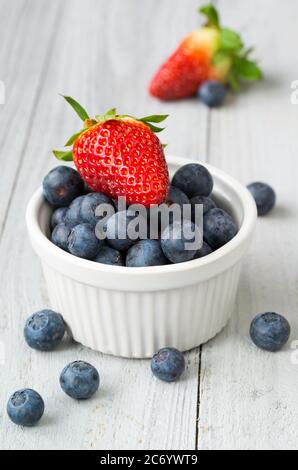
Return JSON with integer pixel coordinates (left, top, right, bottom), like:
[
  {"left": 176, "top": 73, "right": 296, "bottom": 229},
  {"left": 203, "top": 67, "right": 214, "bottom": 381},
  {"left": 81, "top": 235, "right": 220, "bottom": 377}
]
[
  {"left": 0, "top": 0, "right": 206, "bottom": 450},
  {"left": 198, "top": 0, "right": 298, "bottom": 450},
  {"left": 1, "top": 0, "right": 297, "bottom": 451}
]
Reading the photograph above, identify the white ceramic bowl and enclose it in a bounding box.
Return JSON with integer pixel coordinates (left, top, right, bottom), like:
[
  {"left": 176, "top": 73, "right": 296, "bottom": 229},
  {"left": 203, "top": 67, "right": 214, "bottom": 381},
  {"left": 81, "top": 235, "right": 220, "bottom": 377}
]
[{"left": 26, "top": 156, "right": 257, "bottom": 358}]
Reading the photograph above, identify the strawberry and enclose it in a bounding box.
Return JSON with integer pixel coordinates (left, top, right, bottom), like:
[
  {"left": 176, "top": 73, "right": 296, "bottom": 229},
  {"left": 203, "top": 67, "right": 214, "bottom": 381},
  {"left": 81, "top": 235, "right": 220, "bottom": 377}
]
[
  {"left": 53, "top": 97, "right": 169, "bottom": 207},
  {"left": 149, "top": 4, "right": 262, "bottom": 100}
]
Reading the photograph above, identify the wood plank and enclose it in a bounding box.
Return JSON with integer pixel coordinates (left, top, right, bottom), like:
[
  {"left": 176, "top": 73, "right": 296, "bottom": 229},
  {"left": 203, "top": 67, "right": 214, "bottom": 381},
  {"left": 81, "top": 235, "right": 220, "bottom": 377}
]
[
  {"left": 198, "top": 0, "right": 298, "bottom": 450},
  {"left": 0, "top": 0, "right": 63, "bottom": 234},
  {"left": 0, "top": 0, "right": 208, "bottom": 450}
]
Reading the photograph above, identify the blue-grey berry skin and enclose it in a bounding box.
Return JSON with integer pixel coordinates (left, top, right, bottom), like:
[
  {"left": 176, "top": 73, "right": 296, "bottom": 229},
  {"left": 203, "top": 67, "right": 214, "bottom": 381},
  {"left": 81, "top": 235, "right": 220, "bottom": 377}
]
[
  {"left": 65, "top": 195, "right": 85, "bottom": 227},
  {"left": 80, "top": 193, "right": 114, "bottom": 227},
  {"left": 51, "top": 207, "right": 68, "bottom": 230},
  {"left": 126, "top": 240, "right": 168, "bottom": 267},
  {"left": 250, "top": 313, "right": 291, "bottom": 352},
  {"left": 24, "top": 309, "right": 66, "bottom": 351},
  {"left": 204, "top": 208, "right": 238, "bottom": 249},
  {"left": 94, "top": 246, "right": 124, "bottom": 266},
  {"left": 68, "top": 223, "right": 102, "bottom": 260},
  {"left": 42, "top": 166, "right": 85, "bottom": 207},
  {"left": 194, "top": 241, "right": 213, "bottom": 259},
  {"left": 7, "top": 389, "right": 44, "bottom": 426},
  {"left": 164, "top": 186, "right": 191, "bottom": 225},
  {"left": 60, "top": 361, "right": 99, "bottom": 400},
  {"left": 198, "top": 80, "right": 227, "bottom": 108},
  {"left": 104, "top": 210, "right": 139, "bottom": 251},
  {"left": 161, "top": 220, "right": 201, "bottom": 264},
  {"left": 166, "top": 186, "right": 190, "bottom": 208},
  {"left": 51, "top": 223, "right": 72, "bottom": 251},
  {"left": 247, "top": 182, "right": 276, "bottom": 216},
  {"left": 151, "top": 348, "right": 185, "bottom": 382},
  {"left": 172, "top": 163, "right": 213, "bottom": 198},
  {"left": 190, "top": 195, "right": 216, "bottom": 220}
]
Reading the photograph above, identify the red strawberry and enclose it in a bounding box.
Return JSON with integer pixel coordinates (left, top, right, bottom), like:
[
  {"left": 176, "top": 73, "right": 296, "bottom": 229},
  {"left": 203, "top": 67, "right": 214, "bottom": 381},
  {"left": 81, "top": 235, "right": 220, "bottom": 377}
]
[
  {"left": 149, "top": 4, "right": 262, "bottom": 100},
  {"left": 53, "top": 97, "right": 169, "bottom": 207}
]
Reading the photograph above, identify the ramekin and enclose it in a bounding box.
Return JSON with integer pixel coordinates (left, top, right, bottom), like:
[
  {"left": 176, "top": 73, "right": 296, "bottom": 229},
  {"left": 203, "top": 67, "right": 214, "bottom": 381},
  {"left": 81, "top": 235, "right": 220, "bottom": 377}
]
[{"left": 26, "top": 156, "right": 257, "bottom": 358}]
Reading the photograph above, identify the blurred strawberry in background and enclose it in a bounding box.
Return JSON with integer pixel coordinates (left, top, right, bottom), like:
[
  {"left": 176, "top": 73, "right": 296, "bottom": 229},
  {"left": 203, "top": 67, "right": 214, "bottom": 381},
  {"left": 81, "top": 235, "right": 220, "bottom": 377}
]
[{"left": 149, "top": 3, "right": 262, "bottom": 101}]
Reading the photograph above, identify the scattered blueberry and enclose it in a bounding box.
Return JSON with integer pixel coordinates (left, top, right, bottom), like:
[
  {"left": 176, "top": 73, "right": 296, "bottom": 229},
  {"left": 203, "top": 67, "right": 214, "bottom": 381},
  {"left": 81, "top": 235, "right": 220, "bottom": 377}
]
[
  {"left": 161, "top": 220, "right": 202, "bottom": 263},
  {"left": 198, "top": 80, "right": 227, "bottom": 108},
  {"left": 68, "top": 223, "right": 102, "bottom": 260},
  {"left": 51, "top": 207, "right": 68, "bottom": 230},
  {"left": 172, "top": 163, "right": 213, "bottom": 198},
  {"left": 151, "top": 348, "right": 185, "bottom": 382},
  {"left": 60, "top": 361, "right": 99, "bottom": 400},
  {"left": 94, "top": 245, "right": 124, "bottom": 266},
  {"left": 64, "top": 195, "right": 85, "bottom": 227},
  {"left": 126, "top": 240, "right": 168, "bottom": 267},
  {"left": 247, "top": 182, "right": 276, "bottom": 216},
  {"left": 51, "top": 223, "right": 72, "bottom": 251},
  {"left": 190, "top": 195, "right": 216, "bottom": 220},
  {"left": 7, "top": 389, "right": 44, "bottom": 426},
  {"left": 194, "top": 241, "right": 213, "bottom": 259},
  {"left": 204, "top": 208, "right": 238, "bottom": 249},
  {"left": 80, "top": 192, "right": 114, "bottom": 227},
  {"left": 104, "top": 210, "right": 141, "bottom": 251},
  {"left": 250, "top": 312, "right": 291, "bottom": 352},
  {"left": 24, "top": 309, "right": 66, "bottom": 351},
  {"left": 43, "top": 166, "right": 84, "bottom": 207}
]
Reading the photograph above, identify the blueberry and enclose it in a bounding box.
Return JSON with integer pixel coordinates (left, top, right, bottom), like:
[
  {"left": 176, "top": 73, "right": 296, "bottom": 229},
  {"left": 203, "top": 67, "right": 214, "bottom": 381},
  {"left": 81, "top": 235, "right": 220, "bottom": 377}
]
[
  {"left": 172, "top": 163, "right": 213, "bottom": 198},
  {"left": 60, "top": 361, "right": 99, "bottom": 400},
  {"left": 126, "top": 240, "right": 168, "bottom": 267},
  {"left": 166, "top": 186, "right": 190, "bottom": 208},
  {"left": 43, "top": 166, "right": 84, "bottom": 207},
  {"left": 7, "top": 389, "right": 44, "bottom": 426},
  {"left": 68, "top": 223, "right": 102, "bottom": 260},
  {"left": 250, "top": 312, "right": 291, "bottom": 352},
  {"left": 104, "top": 210, "right": 140, "bottom": 251},
  {"left": 94, "top": 245, "right": 124, "bottom": 266},
  {"left": 24, "top": 309, "right": 66, "bottom": 351},
  {"left": 51, "top": 223, "right": 72, "bottom": 251},
  {"left": 51, "top": 207, "right": 68, "bottom": 230},
  {"left": 65, "top": 195, "right": 85, "bottom": 227},
  {"left": 204, "top": 208, "right": 238, "bottom": 249},
  {"left": 80, "top": 193, "right": 114, "bottom": 227},
  {"left": 162, "top": 185, "right": 191, "bottom": 225},
  {"left": 198, "top": 80, "right": 227, "bottom": 108},
  {"left": 247, "top": 182, "right": 276, "bottom": 216},
  {"left": 194, "top": 241, "right": 213, "bottom": 259},
  {"left": 161, "top": 220, "right": 202, "bottom": 263},
  {"left": 190, "top": 195, "right": 216, "bottom": 220},
  {"left": 151, "top": 348, "right": 185, "bottom": 382}
]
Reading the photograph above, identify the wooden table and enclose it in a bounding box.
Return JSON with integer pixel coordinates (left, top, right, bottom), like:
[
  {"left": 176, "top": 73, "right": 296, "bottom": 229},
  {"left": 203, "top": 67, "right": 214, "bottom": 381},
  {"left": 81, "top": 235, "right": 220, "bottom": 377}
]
[{"left": 0, "top": 0, "right": 297, "bottom": 450}]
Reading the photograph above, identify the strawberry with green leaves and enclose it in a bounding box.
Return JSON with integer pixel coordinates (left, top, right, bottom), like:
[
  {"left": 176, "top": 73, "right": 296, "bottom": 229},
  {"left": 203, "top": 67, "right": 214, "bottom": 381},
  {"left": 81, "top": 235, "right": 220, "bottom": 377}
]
[
  {"left": 149, "top": 3, "right": 262, "bottom": 100},
  {"left": 54, "top": 96, "right": 169, "bottom": 207}
]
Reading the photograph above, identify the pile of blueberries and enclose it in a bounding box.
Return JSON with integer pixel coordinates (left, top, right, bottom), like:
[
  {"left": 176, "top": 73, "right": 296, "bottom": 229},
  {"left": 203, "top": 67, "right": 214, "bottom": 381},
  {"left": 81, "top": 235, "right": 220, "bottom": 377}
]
[
  {"left": 8, "top": 161, "right": 280, "bottom": 428},
  {"left": 7, "top": 307, "right": 291, "bottom": 427},
  {"left": 44, "top": 163, "right": 241, "bottom": 267}
]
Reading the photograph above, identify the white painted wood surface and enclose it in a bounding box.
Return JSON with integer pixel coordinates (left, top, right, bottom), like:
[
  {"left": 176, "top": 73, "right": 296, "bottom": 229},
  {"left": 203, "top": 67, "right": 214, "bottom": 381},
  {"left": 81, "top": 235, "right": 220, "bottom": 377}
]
[{"left": 0, "top": 0, "right": 297, "bottom": 450}]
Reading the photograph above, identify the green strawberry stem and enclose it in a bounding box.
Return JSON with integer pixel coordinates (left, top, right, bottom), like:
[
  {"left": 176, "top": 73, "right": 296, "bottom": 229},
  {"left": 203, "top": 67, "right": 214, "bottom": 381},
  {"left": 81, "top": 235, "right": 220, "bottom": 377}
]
[
  {"left": 53, "top": 96, "right": 169, "bottom": 161},
  {"left": 199, "top": 3, "right": 262, "bottom": 90}
]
